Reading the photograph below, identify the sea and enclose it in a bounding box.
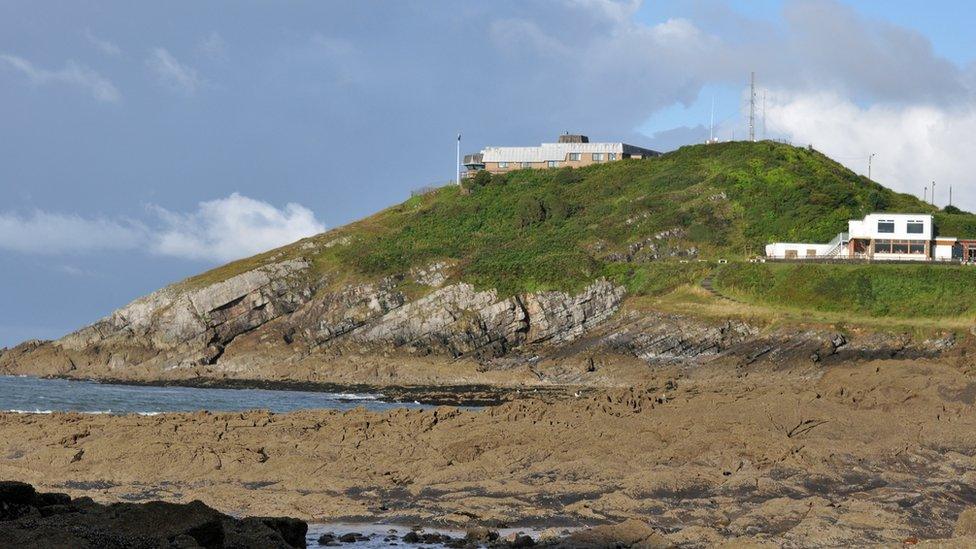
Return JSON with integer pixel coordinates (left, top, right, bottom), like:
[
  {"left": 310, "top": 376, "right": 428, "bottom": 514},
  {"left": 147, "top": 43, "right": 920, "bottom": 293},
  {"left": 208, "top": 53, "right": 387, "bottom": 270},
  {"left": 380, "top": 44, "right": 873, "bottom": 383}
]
[{"left": 0, "top": 375, "right": 425, "bottom": 415}]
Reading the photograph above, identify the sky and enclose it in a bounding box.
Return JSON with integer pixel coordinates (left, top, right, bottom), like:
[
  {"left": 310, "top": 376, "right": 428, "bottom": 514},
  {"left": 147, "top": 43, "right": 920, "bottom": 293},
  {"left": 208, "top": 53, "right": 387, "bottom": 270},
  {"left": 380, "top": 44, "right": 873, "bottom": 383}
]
[{"left": 2, "top": 0, "right": 976, "bottom": 346}]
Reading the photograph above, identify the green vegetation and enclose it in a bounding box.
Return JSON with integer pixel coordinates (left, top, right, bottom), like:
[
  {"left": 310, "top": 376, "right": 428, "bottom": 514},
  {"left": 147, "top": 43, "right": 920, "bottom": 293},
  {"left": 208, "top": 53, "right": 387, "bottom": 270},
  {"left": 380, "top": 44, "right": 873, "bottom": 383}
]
[
  {"left": 179, "top": 140, "right": 976, "bottom": 317},
  {"left": 715, "top": 262, "right": 976, "bottom": 318}
]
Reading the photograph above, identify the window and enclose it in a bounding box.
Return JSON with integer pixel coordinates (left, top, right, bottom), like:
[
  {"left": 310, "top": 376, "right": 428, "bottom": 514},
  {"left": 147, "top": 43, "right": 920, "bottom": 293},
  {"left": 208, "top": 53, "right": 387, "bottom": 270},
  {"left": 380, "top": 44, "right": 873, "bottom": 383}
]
[
  {"left": 806, "top": 249, "right": 817, "bottom": 257},
  {"left": 785, "top": 250, "right": 798, "bottom": 259},
  {"left": 907, "top": 220, "right": 924, "bottom": 234},
  {"left": 873, "top": 240, "right": 892, "bottom": 253},
  {"left": 498, "top": 162, "right": 509, "bottom": 169},
  {"left": 592, "top": 153, "right": 605, "bottom": 162},
  {"left": 521, "top": 162, "right": 531, "bottom": 168},
  {"left": 877, "top": 220, "right": 895, "bottom": 233},
  {"left": 892, "top": 242, "right": 909, "bottom": 254},
  {"left": 909, "top": 242, "right": 926, "bottom": 254},
  {"left": 547, "top": 160, "right": 558, "bottom": 168},
  {"left": 568, "top": 153, "right": 581, "bottom": 161},
  {"left": 608, "top": 153, "right": 617, "bottom": 160}
]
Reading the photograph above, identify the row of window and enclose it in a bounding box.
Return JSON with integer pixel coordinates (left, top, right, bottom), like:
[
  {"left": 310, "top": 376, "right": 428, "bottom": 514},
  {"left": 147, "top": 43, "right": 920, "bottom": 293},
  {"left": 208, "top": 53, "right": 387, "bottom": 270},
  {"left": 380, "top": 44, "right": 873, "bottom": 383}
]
[
  {"left": 872, "top": 239, "right": 926, "bottom": 254},
  {"left": 876, "top": 219, "right": 925, "bottom": 234},
  {"left": 568, "top": 152, "right": 617, "bottom": 161},
  {"left": 496, "top": 152, "right": 617, "bottom": 169}
]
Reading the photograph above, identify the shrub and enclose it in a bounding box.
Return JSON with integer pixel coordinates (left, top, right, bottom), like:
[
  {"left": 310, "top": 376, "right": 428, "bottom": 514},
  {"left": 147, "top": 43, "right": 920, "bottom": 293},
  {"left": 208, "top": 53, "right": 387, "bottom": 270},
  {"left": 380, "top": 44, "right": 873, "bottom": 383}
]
[
  {"left": 463, "top": 169, "right": 492, "bottom": 190},
  {"left": 516, "top": 196, "right": 546, "bottom": 228}
]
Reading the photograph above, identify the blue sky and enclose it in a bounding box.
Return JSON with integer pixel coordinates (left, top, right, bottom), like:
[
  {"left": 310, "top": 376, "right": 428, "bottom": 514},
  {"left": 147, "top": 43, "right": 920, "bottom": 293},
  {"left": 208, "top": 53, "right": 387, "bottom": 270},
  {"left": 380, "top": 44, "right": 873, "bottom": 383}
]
[{"left": 2, "top": 0, "right": 976, "bottom": 346}]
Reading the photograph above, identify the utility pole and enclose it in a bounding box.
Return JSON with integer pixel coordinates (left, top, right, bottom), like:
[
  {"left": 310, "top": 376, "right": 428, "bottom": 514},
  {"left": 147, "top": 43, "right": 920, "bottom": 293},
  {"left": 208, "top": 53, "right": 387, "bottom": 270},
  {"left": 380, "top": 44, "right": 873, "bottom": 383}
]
[
  {"left": 924, "top": 185, "right": 928, "bottom": 203},
  {"left": 932, "top": 181, "right": 936, "bottom": 207},
  {"left": 950, "top": 185, "right": 953, "bottom": 207},
  {"left": 456, "top": 133, "right": 461, "bottom": 186},
  {"left": 748, "top": 72, "right": 756, "bottom": 142},
  {"left": 868, "top": 153, "right": 875, "bottom": 180}
]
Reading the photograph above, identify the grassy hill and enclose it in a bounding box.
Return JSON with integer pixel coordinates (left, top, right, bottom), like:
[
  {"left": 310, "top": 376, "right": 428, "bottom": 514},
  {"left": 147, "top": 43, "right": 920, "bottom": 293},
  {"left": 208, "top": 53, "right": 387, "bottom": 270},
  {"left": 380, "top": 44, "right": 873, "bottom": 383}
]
[{"left": 181, "top": 141, "right": 976, "bottom": 320}]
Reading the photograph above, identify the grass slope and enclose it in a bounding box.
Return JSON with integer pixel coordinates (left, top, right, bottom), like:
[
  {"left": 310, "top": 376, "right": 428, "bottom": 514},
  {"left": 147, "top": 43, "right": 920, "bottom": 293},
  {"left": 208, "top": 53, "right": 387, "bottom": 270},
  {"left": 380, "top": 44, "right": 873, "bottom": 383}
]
[
  {"left": 714, "top": 262, "right": 976, "bottom": 318},
  {"left": 180, "top": 141, "right": 976, "bottom": 320}
]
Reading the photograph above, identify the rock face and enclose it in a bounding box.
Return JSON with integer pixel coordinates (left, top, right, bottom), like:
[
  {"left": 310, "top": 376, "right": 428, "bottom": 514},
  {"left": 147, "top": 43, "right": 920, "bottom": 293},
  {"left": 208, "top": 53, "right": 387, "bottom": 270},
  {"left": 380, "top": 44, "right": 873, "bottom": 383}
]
[
  {"left": 0, "top": 256, "right": 957, "bottom": 384},
  {"left": 0, "top": 257, "right": 631, "bottom": 381},
  {"left": 0, "top": 480, "right": 307, "bottom": 548}
]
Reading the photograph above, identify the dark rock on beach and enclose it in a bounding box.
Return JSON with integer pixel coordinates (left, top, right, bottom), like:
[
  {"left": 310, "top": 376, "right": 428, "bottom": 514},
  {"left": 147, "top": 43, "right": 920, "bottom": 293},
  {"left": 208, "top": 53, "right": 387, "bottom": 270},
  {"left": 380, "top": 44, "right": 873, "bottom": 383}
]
[{"left": 0, "top": 480, "right": 307, "bottom": 549}]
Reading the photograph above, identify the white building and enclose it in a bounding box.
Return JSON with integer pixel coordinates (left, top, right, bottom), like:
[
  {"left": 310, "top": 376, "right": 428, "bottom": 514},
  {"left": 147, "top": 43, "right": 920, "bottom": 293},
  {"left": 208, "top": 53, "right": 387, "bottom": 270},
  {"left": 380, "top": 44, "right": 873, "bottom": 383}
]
[{"left": 764, "top": 213, "right": 972, "bottom": 261}]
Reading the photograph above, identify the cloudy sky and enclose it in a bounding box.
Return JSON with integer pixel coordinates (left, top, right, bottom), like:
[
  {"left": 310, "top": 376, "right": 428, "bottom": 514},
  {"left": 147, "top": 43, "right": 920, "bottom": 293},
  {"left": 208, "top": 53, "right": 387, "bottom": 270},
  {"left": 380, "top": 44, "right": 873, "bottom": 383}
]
[{"left": 1, "top": 0, "right": 974, "bottom": 346}]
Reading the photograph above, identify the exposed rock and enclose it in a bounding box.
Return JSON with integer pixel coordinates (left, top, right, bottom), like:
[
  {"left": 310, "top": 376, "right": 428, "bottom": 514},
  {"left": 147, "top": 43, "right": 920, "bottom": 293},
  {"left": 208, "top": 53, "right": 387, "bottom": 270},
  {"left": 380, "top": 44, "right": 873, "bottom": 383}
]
[
  {"left": 557, "top": 519, "right": 668, "bottom": 548},
  {"left": 955, "top": 508, "right": 976, "bottom": 537},
  {"left": 0, "top": 481, "right": 307, "bottom": 548},
  {"left": 523, "top": 279, "right": 625, "bottom": 345},
  {"left": 410, "top": 261, "right": 453, "bottom": 288},
  {"left": 604, "top": 314, "right": 758, "bottom": 363}
]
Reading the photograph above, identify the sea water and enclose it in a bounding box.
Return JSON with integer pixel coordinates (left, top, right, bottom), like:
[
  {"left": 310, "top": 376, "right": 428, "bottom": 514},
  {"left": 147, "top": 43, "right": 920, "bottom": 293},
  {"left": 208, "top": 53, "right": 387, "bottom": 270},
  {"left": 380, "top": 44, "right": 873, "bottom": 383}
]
[{"left": 0, "top": 375, "right": 426, "bottom": 414}]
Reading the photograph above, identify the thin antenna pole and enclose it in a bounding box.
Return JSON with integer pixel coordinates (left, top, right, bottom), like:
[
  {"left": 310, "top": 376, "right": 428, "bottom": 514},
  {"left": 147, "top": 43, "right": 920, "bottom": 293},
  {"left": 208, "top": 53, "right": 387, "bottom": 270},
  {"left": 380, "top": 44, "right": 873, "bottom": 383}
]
[
  {"left": 868, "top": 153, "right": 875, "bottom": 180},
  {"left": 709, "top": 95, "right": 715, "bottom": 143},
  {"left": 749, "top": 72, "right": 756, "bottom": 142},
  {"left": 932, "top": 181, "right": 936, "bottom": 207},
  {"left": 950, "top": 185, "right": 953, "bottom": 207},
  {"left": 456, "top": 132, "right": 461, "bottom": 186},
  {"left": 762, "top": 91, "right": 767, "bottom": 140},
  {"left": 924, "top": 186, "right": 928, "bottom": 203}
]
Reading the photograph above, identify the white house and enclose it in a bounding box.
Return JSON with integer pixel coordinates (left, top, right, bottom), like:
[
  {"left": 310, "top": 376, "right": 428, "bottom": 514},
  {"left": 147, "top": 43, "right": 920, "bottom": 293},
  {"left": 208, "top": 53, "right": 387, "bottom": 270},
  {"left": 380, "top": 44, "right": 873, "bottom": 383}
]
[
  {"left": 764, "top": 213, "right": 965, "bottom": 261},
  {"left": 847, "top": 213, "right": 932, "bottom": 261}
]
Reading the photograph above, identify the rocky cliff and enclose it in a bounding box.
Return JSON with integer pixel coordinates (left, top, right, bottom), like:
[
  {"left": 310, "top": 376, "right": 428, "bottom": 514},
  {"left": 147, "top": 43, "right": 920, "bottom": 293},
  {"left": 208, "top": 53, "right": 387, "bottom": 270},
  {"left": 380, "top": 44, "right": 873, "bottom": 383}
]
[{"left": 0, "top": 255, "right": 958, "bottom": 386}]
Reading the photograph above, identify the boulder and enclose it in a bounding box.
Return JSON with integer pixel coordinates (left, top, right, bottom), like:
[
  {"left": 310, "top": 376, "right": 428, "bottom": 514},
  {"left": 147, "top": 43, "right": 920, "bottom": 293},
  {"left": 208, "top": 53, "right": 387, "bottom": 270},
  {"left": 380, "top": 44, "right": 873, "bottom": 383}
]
[
  {"left": 0, "top": 481, "right": 308, "bottom": 549},
  {"left": 559, "top": 519, "right": 670, "bottom": 548}
]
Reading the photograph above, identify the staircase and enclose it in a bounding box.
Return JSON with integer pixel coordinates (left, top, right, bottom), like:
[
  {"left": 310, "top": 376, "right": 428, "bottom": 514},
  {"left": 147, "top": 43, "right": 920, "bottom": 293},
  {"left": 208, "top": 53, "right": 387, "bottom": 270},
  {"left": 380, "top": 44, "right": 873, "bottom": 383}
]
[{"left": 821, "top": 232, "right": 849, "bottom": 259}]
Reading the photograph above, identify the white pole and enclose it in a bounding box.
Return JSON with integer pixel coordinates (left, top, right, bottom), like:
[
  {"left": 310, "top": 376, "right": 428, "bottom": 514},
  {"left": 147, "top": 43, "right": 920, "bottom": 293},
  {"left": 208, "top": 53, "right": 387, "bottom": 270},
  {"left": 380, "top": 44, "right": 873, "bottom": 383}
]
[
  {"left": 456, "top": 133, "right": 461, "bottom": 186},
  {"left": 709, "top": 96, "right": 714, "bottom": 143}
]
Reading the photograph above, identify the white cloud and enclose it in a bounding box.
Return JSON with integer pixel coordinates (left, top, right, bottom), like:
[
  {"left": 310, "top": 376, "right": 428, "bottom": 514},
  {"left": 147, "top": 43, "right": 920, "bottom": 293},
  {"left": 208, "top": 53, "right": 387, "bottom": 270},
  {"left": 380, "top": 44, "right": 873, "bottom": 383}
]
[
  {"left": 0, "top": 194, "right": 325, "bottom": 262},
  {"left": 150, "top": 193, "right": 326, "bottom": 262},
  {"left": 198, "top": 31, "right": 227, "bottom": 61},
  {"left": 0, "top": 211, "right": 145, "bottom": 254},
  {"left": 0, "top": 53, "right": 120, "bottom": 102},
  {"left": 84, "top": 29, "right": 121, "bottom": 57},
  {"left": 146, "top": 48, "right": 202, "bottom": 95},
  {"left": 767, "top": 91, "right": 976, "bottom": 210}
]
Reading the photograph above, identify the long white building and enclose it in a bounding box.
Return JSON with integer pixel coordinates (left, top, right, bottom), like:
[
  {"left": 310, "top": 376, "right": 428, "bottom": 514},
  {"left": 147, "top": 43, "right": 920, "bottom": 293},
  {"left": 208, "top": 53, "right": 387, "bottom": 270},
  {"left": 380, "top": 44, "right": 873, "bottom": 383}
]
[
  {"left": 766, "top": 213, "right": 976, "bottom": 261},
  {"left": 463, "top": 134, "right": 659, "bottom": 176}
]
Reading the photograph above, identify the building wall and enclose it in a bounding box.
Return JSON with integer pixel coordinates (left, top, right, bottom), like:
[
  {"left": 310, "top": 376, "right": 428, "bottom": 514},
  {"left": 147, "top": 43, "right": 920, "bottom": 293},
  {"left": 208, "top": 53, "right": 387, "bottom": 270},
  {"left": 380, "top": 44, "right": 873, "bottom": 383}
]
[
  {"left": 848, "top": 214, "right": 932, "bottom": 240},
  {"left": 764, "top": 242, "right": 835, "bottom": 259},
  {"left": 482, "top": 153, "right": 639, "bottom": 174},
  {"left": 934, "top": 243, "right": 955, "bottom": 260}
]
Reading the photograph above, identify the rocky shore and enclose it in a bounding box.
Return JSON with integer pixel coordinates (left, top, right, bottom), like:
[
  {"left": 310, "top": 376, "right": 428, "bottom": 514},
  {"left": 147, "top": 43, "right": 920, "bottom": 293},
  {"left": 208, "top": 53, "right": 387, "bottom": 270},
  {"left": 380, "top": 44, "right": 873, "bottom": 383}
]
[
  {"left": 0, "top": 480, "right": 307, "bottom": 548},
  {"left": 4, "top": 357, "right": 976, "bottom": 546},
  {"left": 0, "top": 258, "right": 958, "bottom": 389}
]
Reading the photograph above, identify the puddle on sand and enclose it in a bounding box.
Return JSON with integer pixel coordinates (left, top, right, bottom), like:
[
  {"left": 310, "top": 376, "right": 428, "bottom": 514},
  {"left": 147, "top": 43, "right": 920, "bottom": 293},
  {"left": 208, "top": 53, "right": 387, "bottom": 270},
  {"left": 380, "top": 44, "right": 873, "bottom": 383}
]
[{"left": 305, "top": 523, "right": 566, "bottom": 548}]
